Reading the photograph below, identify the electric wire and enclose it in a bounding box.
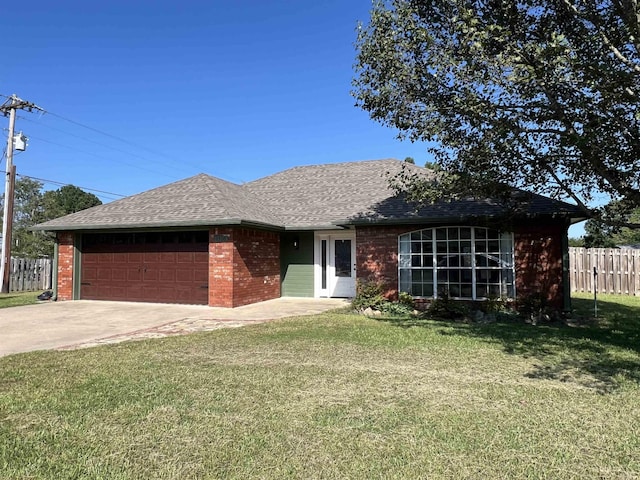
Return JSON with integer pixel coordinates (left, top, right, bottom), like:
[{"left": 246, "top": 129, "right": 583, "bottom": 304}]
[
  {"left": 25, "top": 134, "right": 179, "bottom": 180},
  {"left": 0, "top": 169, "right": 126, "bottom": 201},
  {"left": 17, "top": 115, "right": 182, "bottom": 171}
]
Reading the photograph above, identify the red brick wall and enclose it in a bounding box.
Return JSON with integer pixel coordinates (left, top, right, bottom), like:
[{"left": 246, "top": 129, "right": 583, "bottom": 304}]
[
  {"left": 208, "top": 227, "right": 280, "bottom": 307},
  {"left": 356, "top": 226, "right": 415, "bottom": 300},
  {"left": 513, "top": 223, "right": 566, "bottom": 310},
  {"left": 232, "top": 228, "right": 280, "bottom": 307},
  {"left": 57, "top": 232, "right": 75, "bottom": 301},
  {"left": 209, "top": 228, "right": 235, "bottom": 307},
  {"left": 356, "top": 222, "right": 568, "bottom": 308}
]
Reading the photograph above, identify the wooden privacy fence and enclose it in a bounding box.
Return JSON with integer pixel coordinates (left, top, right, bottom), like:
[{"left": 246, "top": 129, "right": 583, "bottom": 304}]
[
  {"left": 569, "top": 247, "right": 640, "bottom": 296},
  {"left": 8, "top": 257, "right": 53, "bottom": 292}
]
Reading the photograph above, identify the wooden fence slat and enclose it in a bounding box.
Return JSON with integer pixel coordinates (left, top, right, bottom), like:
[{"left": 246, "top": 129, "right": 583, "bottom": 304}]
[
  {"left": 8, "top": 257, "right": 53, "bottom": 292},
  {"left": 570, "top": 247, "right": 640, "bottom": 296}
]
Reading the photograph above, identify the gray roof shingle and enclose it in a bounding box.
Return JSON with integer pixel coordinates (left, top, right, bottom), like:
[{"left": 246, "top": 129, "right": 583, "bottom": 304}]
[{"left": 34, "top": 159, "right": 585, "bottom": 231}]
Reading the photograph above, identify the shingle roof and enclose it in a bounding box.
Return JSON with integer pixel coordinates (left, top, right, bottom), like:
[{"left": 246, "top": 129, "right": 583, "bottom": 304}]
[
  {"left": 34, "top": 159, "right": 586, "bottom": 231},
  {"left": 35, "top": 173, "right": 282, "bottom": 231}
]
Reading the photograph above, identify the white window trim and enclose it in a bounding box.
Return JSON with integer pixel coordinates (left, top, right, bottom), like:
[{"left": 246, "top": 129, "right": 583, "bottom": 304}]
[{"left": 398, "top": 226, "right": 516, "bottom": 301}]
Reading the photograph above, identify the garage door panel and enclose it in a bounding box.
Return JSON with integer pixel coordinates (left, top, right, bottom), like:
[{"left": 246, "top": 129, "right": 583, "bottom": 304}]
[
  {"left": 176, "top": 269, "right": 195, "bottom": 282},
  {"left": 160, "top": 252, "right": 176, "bottom": 263},
  {"left": 144, "top": 252, "right": 159, "bottom": 263},
  {"left": 176, "top": 252, "right": 193, "bottom": 263},
  {"left": 81, "top": 232, "right": 209, "bottom": 305},
  {"left": 127, "top": 268, "right": 143, "bottom": 282},
  {"left": 128, "top": 252, "right": 143, "bottom": 263},
  {"left": 193, "top": 268, "right": 208, "bottom": 282},
  {"left": 83, "top": 267, "right": 97, "bottom": 281},
  {"left": 158, "top": 269, "right": 175, "bottom": 282},
  {"left": 194, "top": 251, "right": 208, "bottom": 263},
  {"left": 112, "top": 269, "right": 127, "bottom": 281}
]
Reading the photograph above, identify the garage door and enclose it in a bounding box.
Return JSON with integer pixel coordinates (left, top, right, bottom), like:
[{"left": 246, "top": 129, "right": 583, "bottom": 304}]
[{"left": 80, "top": 231, "right": 209, "bottom": 305}]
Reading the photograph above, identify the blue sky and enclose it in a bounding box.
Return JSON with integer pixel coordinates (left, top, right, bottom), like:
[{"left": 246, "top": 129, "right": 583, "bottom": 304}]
[{"left": 3, "top": 0, "right": 584, "bottom": 235}]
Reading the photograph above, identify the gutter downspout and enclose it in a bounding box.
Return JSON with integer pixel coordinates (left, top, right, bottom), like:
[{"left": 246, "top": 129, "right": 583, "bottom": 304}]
[
  {"left": 561, "top": 225, "right": 571, "bottom": 315},
  {"left": 52, "top": 240, "right": 58, "bottom": 301}
]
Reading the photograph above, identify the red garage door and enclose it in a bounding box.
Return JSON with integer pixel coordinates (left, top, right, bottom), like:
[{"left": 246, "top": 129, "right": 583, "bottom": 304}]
[{"left": 81, "top": 231, "right": 209, "bottom": 305}]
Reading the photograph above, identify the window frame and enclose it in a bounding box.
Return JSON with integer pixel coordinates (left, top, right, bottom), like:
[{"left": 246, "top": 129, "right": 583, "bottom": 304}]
[{"left": 398, "top": 226, "right": 515, "bottom": 301}]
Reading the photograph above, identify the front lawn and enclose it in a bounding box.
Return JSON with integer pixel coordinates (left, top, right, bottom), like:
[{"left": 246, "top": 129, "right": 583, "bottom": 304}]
[
  {"left": 0, "top": 294, "right": 638, "bottom": 479},
  {"left": 0, "top": 291, "right": 40, "bottom": 309}
]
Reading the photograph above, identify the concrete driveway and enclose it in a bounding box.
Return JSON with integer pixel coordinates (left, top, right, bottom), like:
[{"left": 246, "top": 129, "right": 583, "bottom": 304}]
[{"left": 0, "top": 298, "right": 349, "bottom": 357}]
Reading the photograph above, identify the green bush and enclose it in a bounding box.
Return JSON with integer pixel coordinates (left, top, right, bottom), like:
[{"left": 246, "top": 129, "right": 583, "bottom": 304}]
[
  {"left": 397, "top": 291, "right": 415, "bottom": 309},
  {"left": 427, "top": 291, "right": 469, "bottom": 320},
  {"left": 380, "top": 301, "right": 415, "bottom": 316},
  {"left": 352, "top": 279, "right": 388, "bottom": 311}
]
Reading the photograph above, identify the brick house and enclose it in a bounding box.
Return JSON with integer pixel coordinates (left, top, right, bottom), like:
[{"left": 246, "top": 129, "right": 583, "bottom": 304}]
[{"left": 35, "top": 159, "right": 585, "bottom": 310}]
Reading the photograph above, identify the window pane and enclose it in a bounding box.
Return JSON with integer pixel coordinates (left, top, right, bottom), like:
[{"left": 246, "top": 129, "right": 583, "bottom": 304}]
[
  {"left": 475, "top": 241, "right": 487, "bottom": 253},
  {"left": 399, "top": 254, "right": 410, "bottom": 268},
  {"left": 436, "top": 228, "right": 446, "bottom": 240},
  {"left": 399, "top": 270, "right": 411, "bottom": 292},
  {"left": 411, "top": 255, "right": 422, "bottom": 267},
  {"left": 449, "top": 241, "right": 459, "bottom": 253},
  {"left": 411, "top": 231, "right": 422, "bottom": 241},
  {"left": 424, "top": 269, "right": 433, "bottom": 282},
  {"left": 460, "top": 228, "right": 472, "bottom": 239},
  {"left": 423, "top": 283, "right": 434, "bottom": 297},
  {"left": 399, "top": 239, "right": 410, "bottom": 254},
  {"left": 334, "top": 240, "right": 352, "bottom": 277},
  {"left": 423, "top": 254, "right": 433, "bottom": 266},
  {"left": 411, "top": 242, "right": 422, "bottom": 253},
  {"left": 412, "top": 270, "right": 422, "bottom": 283},
  {"left": 423, "top": 241, "right": 433, "bottom": 253},
  {"left": 448, "top": 228, "right": 459, "bottom": 239},
  {"left": 461, "top": 284, "right": 473, "bottom": 298}
]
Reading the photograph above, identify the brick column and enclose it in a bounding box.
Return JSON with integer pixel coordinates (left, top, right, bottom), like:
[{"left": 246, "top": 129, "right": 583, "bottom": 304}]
[
  {"left": 57, "top": 232, "right": 75, "bottom": 301},
  {"left": 209, "top": 228, "right": 234, "bottom": 307}
]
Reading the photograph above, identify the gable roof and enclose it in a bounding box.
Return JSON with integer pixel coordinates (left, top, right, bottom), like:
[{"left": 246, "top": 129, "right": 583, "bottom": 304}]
[
  {"left": 34, "top": 159, "right": 586, "bottom": 231},
  {"left": 35, "top": 173, "right": 282, "bottom": 231}
]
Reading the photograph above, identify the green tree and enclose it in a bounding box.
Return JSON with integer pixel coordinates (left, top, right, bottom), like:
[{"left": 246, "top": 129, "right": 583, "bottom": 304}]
[
  {"left": 1, "top": 180, "right": 101, "bottom": 258},
  {"left": 583, "top": 208, "right": 640, "bottom": 247},
  {"left": 8, "top": 178, "right": 48, "bottom": 257},
  {"left": 353, "top": 0, "right": 640, "bottom": 227}
]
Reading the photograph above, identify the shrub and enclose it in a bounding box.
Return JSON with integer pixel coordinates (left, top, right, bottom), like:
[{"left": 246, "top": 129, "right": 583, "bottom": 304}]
[
  {"left": 426, "top": 290, "right": 469, "bottom": 320},
  {"left": 380, "top": 301, "right": 414, "bottom": 316},
  {"left": 352, "top": 279, "right": 388, "bottom": 311},
  {"left": 397, "top": 291, "right": 415, "bottom": 309}
]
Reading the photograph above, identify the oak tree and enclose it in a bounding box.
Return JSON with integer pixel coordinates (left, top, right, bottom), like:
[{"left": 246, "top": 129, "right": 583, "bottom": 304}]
[{"left": 353, "top": 0, "right": 640, "bottom": 226}]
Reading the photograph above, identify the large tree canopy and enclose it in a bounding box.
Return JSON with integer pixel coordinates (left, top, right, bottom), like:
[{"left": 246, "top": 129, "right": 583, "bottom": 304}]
[{"left": 353, "top": 0, "right": 640, "bottom": 226}]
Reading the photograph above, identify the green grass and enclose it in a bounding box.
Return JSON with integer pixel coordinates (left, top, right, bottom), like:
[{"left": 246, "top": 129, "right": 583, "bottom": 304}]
[
  {"left": 1, "top": 294, "right": 639, "bottom": 479},
  {"left": 0, "top": 291, "right": 40, "bottom": 309}
]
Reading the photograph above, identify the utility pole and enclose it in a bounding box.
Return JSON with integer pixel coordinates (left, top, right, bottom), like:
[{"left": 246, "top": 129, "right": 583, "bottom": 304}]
[{"left": 0, "top": 94, "right": 43, "bottom": 293}]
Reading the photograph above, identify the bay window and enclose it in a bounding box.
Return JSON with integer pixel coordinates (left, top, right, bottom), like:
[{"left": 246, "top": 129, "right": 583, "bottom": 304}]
[{"left": 398, "top": 227, "right": 515, "bottom": 300}]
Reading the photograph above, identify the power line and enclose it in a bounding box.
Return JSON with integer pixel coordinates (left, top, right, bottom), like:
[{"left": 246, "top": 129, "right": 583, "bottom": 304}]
[
  {"left": 24, "top": 134, "right": 179, "bottom": 180},
  {"left": 2, "top": 92, "right": 210, "bottom": 173},
  {"left": 43, "top": 110, "right": 212, "bottom": 173},
  {"left": 17, "top": 115, "right": 178, "bottom": 169},
  {"left": 0, "top": 169, "right": 127, "bottom": 200}
]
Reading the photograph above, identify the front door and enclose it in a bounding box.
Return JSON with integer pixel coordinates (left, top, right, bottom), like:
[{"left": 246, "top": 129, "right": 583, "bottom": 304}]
[{"left": 329, "top": 235, "right": 356, "bottom": 297}]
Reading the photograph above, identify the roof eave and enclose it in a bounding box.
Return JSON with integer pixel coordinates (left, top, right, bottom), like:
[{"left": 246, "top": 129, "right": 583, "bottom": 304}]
[{"left": 32, "top": 218, "right": 285, "bottom": 232}]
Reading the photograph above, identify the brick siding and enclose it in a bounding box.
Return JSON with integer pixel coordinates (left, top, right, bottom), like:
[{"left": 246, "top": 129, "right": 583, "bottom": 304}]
[
  {"left": 356, "top": 225, "right": 415, "bottom": 300},
  {"left": 356, "top": 222, "right": 568, "bottom": 308},
  {"left": 56, "top": 232, "right": 75, "bottom": 301},
  {"left": 513, "top": 223, "right": 566, "bottom": 310},
  {"left": 209, "top": 227, "right": 280, "bottom": 307}
]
